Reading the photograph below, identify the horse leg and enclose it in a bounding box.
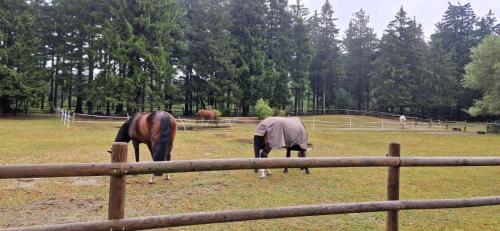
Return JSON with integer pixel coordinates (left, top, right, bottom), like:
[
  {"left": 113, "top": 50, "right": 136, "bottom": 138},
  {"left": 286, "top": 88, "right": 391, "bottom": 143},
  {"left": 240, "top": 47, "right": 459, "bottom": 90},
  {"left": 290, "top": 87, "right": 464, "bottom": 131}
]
[
  {"left": 284, "top": 148, "right": 291, "bottom": 173},
  {"left": 148, "top": 142, "right": 162, "bottom": 184},
  {"left": 260, "top": 145, "right": 271, "bottom": 178},
  {"left": 253, "top": 135, "right": 263, "bottom": 173},
  {"left": 299, "top": 151, "right": 305, "bottom": 170},
  {"left": 301, "top": 150, "right": 310, "bottom": 174},
  {"left": 132, "top": 140, "right": 140, "bottom": 162},
  {"left": 165, "top": 146, "right": 172, "bottom": 181}
]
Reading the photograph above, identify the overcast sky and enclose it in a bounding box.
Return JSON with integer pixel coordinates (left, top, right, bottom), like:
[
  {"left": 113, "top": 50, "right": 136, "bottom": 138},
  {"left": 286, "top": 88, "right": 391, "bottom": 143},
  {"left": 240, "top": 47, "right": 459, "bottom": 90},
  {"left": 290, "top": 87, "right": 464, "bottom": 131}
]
[{"left": 302, "top": 0, "right": 500, "bottom": 40}]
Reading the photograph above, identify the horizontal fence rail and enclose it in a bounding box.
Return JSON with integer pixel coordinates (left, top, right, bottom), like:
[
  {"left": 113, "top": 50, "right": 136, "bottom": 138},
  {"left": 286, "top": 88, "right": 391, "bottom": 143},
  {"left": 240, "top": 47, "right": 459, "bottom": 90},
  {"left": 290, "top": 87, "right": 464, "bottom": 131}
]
[
  {"left": 1, "top": 143, "right": 499, "bottom": 231},
  {"left": 3, "top": 197, "right": 500, "bottom": 231},
  {"left": 1, "top": 157, "right": 500, "bottom": 179}
]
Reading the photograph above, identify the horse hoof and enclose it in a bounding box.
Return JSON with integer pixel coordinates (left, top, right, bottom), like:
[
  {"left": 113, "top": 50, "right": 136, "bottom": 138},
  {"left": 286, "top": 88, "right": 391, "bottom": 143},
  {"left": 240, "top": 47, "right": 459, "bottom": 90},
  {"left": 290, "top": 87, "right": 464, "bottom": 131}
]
[
  {"left": 283, "top": 169, "right": 288, "bottom": 173},
  {"left": 148, "top": 180, "right": 155, "bottom": 184},
  {"left": 165, "top": 174, "right": 171, "bottom": 180},
  {"left": 266, "top": 169, "right": 271, "bottom": 175},
  {"left": 305, "top": 171, "right": 310, "bottom": 174}
]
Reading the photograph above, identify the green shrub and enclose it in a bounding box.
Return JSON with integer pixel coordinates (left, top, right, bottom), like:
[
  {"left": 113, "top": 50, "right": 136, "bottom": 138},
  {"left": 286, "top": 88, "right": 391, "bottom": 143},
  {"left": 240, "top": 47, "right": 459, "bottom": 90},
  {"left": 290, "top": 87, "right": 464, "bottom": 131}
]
[
  {"left": 273, "top": 109, "right": 286, "bottom": 116},
  {"left": 211, "top": 109, "right": 221, "bottom": 119},
  {"left": 255, "top": 98, "right": 273, "bottom": 120}
]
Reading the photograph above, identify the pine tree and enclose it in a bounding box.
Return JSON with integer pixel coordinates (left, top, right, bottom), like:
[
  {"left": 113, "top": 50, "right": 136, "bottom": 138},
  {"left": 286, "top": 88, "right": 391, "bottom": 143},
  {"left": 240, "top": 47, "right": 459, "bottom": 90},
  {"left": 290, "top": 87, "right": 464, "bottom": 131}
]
[
  {"left": 184, "top": 0, "right": 236, "bottom": 113},
  {"left": 309, "top": 0, "right": 342, "bottom": 112},
  {"left": 371, "top": 7, "right": 428, "bottom": 114},
  {"left": 229, "top": 0, "right": 268, "bottom": 116},
  {"left": 0, "top": 0, "right": 45, "bottom": 114},
  {"left": 476, "top": 10, "right": 500, "bottom": 39},
  {"left": 343, "top": 9, "right": 377, "bottom": 110},
  {"left": 422, "top": 35, "right": 459, "bottom": 113},
  {"left": 290, "top": 0, "right": 311, "bottom": 114},
  {"left": 432, "top": 2, "right": 498, "bottom": 118},
  {"left": 264, "top": 0, "right": 293, "bottom": 109}
]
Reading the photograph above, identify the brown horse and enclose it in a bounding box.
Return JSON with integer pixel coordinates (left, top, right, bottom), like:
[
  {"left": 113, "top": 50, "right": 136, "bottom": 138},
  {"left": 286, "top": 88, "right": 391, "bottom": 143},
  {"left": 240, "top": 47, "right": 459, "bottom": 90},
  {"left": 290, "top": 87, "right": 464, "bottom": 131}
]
[
  {"left": 196, "top": 109, "right": 216, "bottom": 121},
  {"left": 112, "top": 111, "right": 177, "bottom": 184}
]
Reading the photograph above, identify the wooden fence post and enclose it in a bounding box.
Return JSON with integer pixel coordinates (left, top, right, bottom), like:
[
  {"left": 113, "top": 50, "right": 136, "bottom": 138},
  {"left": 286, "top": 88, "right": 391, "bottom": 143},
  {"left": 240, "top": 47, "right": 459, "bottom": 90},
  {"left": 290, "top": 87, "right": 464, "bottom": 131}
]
[
  {"left": 387, "top": 143, "right": 400, "bottom": 231},
  {"left": 108, "top": 142, "right": 128, "bottom": 220}
]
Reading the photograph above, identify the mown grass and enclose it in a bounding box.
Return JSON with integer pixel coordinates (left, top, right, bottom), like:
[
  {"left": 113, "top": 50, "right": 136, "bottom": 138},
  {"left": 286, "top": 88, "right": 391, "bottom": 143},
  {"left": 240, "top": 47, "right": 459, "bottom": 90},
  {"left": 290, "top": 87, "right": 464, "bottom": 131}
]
[{"left": 0, "top": 115, "right": 499, "bottom": 230}]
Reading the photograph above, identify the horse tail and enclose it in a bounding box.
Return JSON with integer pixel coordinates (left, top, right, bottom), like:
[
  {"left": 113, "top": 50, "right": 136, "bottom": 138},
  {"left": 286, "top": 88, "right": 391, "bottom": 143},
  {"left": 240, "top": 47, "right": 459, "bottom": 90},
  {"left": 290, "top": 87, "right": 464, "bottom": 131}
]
[{"left": 155, "top": 114, "right": 171, "bottom": 162}]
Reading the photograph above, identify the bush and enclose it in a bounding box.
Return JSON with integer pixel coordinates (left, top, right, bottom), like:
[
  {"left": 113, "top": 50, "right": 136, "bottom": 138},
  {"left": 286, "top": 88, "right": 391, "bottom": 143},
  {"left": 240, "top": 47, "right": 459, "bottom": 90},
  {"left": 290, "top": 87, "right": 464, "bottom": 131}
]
[
  {"left": 211, "top": 109, "right": 221, "bottom": 119},
  {"left": 273, "top": 109, "right": 286, "bottom": 116},
  {"left": 255, "top": 98, "right": 273, "bottom": 120}
]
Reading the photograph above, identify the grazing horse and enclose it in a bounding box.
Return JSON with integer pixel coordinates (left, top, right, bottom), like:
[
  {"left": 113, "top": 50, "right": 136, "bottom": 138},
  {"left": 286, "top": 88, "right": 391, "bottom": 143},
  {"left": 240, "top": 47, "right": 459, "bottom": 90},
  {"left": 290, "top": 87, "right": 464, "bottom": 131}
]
[
  {"left": 253, "top": 117, "right": 310, "bottom": 178},
  {"left": 112, "top": 111, "right": 177, "bottom": 184},
  {"left": 196, "top": 109, "right": 216, "bottom": 121}
]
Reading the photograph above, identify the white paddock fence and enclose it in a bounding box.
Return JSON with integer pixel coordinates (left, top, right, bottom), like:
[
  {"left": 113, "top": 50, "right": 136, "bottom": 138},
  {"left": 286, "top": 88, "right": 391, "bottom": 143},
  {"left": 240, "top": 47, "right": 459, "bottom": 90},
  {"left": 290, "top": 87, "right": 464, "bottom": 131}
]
[
  {"left": 55, "top": 107, "right": 72, "bottom": 127},
  {"left": 55, "top": 109, "right": 481, "bottom": 133}
]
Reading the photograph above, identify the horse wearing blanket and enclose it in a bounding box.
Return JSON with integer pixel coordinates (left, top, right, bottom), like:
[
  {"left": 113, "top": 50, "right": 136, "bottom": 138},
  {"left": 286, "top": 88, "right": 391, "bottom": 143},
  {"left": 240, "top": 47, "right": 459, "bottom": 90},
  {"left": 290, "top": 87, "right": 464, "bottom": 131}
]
[{"left": 253, "top": 117, "right": 310, "bottom": 178}]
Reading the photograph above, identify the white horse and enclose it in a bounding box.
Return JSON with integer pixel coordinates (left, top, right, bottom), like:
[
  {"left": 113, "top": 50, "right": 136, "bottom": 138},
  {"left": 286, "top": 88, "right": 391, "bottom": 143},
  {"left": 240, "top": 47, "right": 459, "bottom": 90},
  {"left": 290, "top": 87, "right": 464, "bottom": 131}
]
[{"left": 399, "top": 115, "right": 407, "bottom": 129}]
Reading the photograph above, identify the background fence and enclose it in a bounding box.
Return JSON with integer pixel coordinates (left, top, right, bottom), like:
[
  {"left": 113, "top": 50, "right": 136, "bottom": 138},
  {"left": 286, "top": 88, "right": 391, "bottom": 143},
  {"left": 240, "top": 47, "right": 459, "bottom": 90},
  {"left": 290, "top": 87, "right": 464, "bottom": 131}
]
[
  {"left": 64, "top": 109, "right": 483, "bottom": 133},
  {"left": 1, "top": 143, "right": 499, "bottom": 231}
]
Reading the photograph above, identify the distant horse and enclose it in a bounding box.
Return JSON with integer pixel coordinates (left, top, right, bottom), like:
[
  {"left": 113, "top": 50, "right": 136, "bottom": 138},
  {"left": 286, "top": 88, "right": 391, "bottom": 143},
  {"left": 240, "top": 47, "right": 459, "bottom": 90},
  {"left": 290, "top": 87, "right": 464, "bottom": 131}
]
[
  {"left": 253, "top": 117, "right": 310, "bottom": 178},
  {"left": 399, "top": 115, "right": 407, "bottom": 129},
  {"left": 196, "top": 109, "right": 216, "bottom": 121},
  {"left": 111, "top": 111, "right": 177, "bottom": 184}
]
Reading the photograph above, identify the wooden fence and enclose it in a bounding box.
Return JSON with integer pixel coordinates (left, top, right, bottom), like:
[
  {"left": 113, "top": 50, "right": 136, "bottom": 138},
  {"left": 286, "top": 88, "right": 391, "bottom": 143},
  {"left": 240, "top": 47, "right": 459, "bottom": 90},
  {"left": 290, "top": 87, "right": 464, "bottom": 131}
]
[{"left": 1, "top": 142, "right": 499, "bottom": 231}]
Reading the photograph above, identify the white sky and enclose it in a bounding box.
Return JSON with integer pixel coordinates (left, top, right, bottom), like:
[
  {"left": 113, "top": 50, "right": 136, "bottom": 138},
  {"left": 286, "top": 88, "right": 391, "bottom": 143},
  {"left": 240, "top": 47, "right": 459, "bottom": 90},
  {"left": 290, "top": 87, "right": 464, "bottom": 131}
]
[{"left": 302, "top": 0, "right": 500, "bottom": 40}]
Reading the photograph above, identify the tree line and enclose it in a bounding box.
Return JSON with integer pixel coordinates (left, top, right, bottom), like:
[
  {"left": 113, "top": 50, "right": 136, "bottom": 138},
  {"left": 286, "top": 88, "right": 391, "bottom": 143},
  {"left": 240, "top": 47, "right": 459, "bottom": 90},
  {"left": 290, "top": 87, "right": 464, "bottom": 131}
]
[{"left": 0, "top": 0, "right": 499, "bottom": 119}]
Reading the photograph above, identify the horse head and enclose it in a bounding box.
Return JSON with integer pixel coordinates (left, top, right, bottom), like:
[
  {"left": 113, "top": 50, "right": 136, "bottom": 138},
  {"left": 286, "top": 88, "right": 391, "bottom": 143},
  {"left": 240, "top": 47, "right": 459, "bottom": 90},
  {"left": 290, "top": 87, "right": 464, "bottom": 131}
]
[{"left": 108, "top": 119, "right": 132, "bottom": 154}]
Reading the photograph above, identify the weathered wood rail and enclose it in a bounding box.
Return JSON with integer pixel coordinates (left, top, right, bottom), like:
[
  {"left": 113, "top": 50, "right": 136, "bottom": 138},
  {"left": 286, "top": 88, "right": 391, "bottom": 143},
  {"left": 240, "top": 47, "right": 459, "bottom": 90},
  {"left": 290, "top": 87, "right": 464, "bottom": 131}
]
[{"left": 0, "top": 142, "right": 499, "bottom": 231}]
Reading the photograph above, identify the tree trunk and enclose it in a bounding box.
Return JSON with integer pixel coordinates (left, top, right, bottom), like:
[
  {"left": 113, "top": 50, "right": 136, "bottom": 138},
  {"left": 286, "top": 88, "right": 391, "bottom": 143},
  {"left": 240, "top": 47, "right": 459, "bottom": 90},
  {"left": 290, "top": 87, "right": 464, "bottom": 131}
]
[
  {"left": 53, "top": 56, "right": 59, "bottom": 111},
  {"left": 322, "top": 77, "right": 326, "bottom": 114},
  {"left": 40, "top": 95, "right": 45, "bottom": 110},
  {"left": 59, "top": 80, "right": 64, "bottom": 109},
  {"left": 68, "top": 82, "right": 72, "bottom": 110}
]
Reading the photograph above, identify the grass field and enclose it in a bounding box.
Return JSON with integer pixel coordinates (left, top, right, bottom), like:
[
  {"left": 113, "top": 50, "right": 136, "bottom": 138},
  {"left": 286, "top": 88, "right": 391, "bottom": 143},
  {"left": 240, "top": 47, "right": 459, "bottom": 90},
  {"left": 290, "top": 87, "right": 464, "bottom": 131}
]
[{"left": 0, "top": 115, "right": 499, "bottom": 230}]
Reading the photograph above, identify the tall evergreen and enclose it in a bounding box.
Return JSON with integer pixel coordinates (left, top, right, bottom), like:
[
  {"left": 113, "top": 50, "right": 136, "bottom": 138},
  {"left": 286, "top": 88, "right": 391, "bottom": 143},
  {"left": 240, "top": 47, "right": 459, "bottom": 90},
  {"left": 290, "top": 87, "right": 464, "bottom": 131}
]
[
  {"left": 184, "top": 0, "right": 236, "bottom": 113},
  {"left": 290, "top": 0, "right": 311, "bottom": 115},
  {"left": 422, "top": 35, "right": 459, "bottom": 115},
  {"left": 343, "top": 9, "right": 377, "bottom": 110},
  {"left": 432, "top": 2, "right": 499, "bottom": 118},
  {"left": 0, "top": 0, "right": 45, "bottom": 114},
  {"left": 264, "top": 0, "right": 292, "bottom": 109},
  {"left": 229, "top": 0, "right": 267, "bottom": 116},
  {"left": 371, "top": 7, "right": 428, "bottom": 114},
  {"left": 309, "top": 0, "right": 342, "bottom": 111}
]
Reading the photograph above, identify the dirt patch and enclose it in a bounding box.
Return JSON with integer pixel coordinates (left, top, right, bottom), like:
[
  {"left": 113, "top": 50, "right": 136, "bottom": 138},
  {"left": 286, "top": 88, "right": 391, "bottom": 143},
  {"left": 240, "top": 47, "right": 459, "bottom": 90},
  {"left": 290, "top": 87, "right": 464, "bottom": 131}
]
[
  {"left": 71, "top": 177, "right": 102, "bottom": 186},
  {"left": 35, "top": 197, "right": 104, "bottom": 215},
  {"left": 4, "top": 179, "right": 37, "bottom": 190},
  {"left": 235, "top": 138, "right": 253, "bottom": 144},
  {"left": 213, "top": 133, "right": 232, "bottom": 138}
]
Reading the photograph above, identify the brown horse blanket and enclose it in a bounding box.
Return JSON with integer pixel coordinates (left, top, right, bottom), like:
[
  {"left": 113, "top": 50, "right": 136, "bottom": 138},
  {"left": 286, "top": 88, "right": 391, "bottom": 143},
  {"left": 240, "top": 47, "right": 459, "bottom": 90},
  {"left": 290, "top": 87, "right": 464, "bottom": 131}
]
[{"left": 254, "top": 117, "right": 308, "bottom": 150}]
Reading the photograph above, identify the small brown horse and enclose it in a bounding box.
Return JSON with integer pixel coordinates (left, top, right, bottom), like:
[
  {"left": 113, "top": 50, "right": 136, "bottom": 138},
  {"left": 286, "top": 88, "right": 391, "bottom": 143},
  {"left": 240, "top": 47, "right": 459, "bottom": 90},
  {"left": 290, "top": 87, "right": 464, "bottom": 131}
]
[
  {"left": 112, "top": 111, "right": 177, "bottom": 184},
  {"left": 196, "top": 109, "right": 216, "bottom": 121}
]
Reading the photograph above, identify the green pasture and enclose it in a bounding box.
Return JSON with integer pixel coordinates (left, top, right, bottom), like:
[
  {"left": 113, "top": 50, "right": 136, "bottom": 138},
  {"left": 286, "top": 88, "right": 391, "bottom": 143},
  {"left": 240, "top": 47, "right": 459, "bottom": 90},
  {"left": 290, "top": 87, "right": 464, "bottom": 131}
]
[{"left": 0, "top": 115, "right": 499, "bottom": 230}]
